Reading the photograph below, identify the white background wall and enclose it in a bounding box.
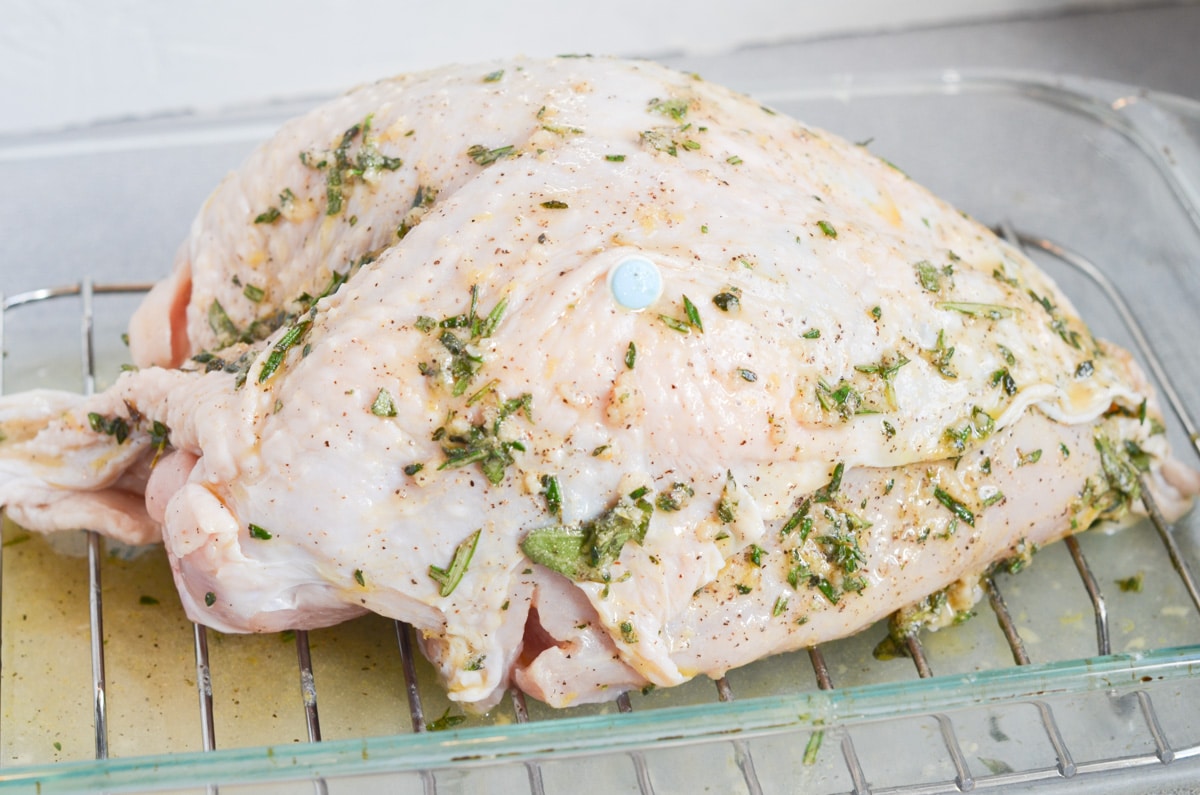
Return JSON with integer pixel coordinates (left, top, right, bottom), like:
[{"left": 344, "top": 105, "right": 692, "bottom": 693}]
[{"left": 0, "top": 0, "right": 1167, "bottom": 136}]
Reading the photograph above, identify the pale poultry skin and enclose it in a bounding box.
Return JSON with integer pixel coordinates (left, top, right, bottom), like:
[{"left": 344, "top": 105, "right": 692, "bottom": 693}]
[{"left": 0, "top": 57, "right": 1194, "bottom": 709}]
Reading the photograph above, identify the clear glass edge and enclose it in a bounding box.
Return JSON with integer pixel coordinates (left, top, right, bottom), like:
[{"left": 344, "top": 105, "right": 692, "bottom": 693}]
[
  {"left": 5, "top": 645, "right": 1199, "bottom": 792},
  {"left": 3, "top": 67, "right": 1200, "bottom": 791}
]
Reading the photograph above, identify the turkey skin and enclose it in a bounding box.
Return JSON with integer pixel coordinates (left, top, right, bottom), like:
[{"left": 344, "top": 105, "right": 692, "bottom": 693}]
[{"left": 1, "top": 56, "right": 1194, "bottom": 708}]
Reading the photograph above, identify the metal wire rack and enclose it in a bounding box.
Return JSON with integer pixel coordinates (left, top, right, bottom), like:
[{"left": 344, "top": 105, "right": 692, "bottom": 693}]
[{"left": 1, "top": 225, "right": 1199, "bottom": 794}]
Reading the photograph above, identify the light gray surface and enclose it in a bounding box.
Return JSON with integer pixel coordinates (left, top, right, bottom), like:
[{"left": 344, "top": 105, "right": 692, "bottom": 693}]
[{"left": 661, "top": 2, "right": 1200, "bottom": 101}]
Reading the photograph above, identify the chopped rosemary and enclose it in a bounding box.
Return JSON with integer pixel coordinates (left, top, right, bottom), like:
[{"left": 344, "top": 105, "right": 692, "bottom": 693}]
[
  {"left": 437, "top": 393, "right": 532, "bottom": 484},
  {"left": 467, "top": 144, "right": 515, "bottom": 165},
  {"left": 655, "top": 482, "right": 694, "bottom": 512},
  {"left": 605, "top": 154, "right": 626, "bottom": 162},
  {"left": 938, "top": 302, "right": 1017, "bottom": 319},
  {"left": 254, "top": 207, "right": 281, "bottom": 224},
  {"left": 88, "top": 412, "right": 130, "bottom": 444},
  {"left": 243, "top": 284, "right": 265, "bottom": 303},
  {"left": 429, "top": 528, "right": 482, "bottom": 597},
  {"left": 541, "top": 474, "right": 562, "bottom": 518},
  {"left": 625, "top": 341, "right": 637, "bottom": 369},
  {"left": 817, "top": 220, "right": 837, "bottom": 238},
  {"left": 540, "top": 200, "right": 569, "bottom": 209},
  {"left": 717, "top": 471, "right": 739, "bottom": 524},
  {"left": 682, "top": 295, "right": 704, "bottom": 332},
  {"left": 248, "top": 523, "right": 272, "bottom": 540},
  {"left": 933, "top": 486, "right": 975, "bottom": 527},
  {"left": 802, "top": 328, "right": 821, "bottom": 339},
  {"left": 648, "top": 97, "right": 689, "bottom": 120},
  {"left": 658, "top": 314, "right": 691, "bottom": 334},
  {"left": 258, "top": 320, "right": 312, "bottom": 384}
]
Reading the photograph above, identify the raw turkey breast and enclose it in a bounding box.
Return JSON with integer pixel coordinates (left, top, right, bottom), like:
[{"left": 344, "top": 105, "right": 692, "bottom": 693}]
[{"left": 1, "top": 56, "right": 1194, "bottom": 709}]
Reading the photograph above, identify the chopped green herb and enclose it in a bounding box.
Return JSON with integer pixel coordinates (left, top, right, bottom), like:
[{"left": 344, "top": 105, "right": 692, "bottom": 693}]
[
  {"left": 780, "top": 499, "right": 812, "bottom": 539},
  {"left": 991, "top": 368, "right": 1018, "bottom": 396},
  {"left": 727, "top": 155, "right": 743, "bottom": 165},
  {"left": 257, "top": 319, "right": 312, "bottom": 384},
  {"left": 656, "top": 482, "right": 694, "bottom": 512},
  {"left": 437, "top": 394, "right": 531, "bottom": 484},
  {"left": 981, "top": 490, "right": 1006, "bottom": 507},
  {"left": 802, "top": 730, "right": 823, "bottom": 765},
  {"left": 625, "top": 341, "right": 637, "bottom": 369},
  {"left": 403, "top": 463, "right": 424, "bottom": 476},
  {"left": 520, "top": 487, "right": 654, "bottom": 582},
  {"left": 139, "top": 595, "right": 160, "bottom": 606},
  {"left": 467, "top": 144, "right": 516, "bottom": 165},
  {"left": 254, "top": 207, "right": 281, "bottom": 224},
  {"left": 541, "top": 474, "right": 562, "bottom": 518},
  {"left": 648, "top": 97, "right": 689, "bottom": 120},
  {"left": 204, "top": 592, "right": 216, "bottom": 607},
  {"left": 717, "top": 471, "right": 739, "bottom": 524},
  {"left": 207, "top": 299, "right": 240, "bottom": 347},
  {"left": 658, "top": 314, "right": 691, "bottom": 334},
  {"left": 414, "top": 315, "right": 436, "bottom": 333},
  {"left": 243, "top": 284, "right": 265, "bottom": 303},
  {"left": 88, "top": 412, "right": 131, "bottom": 444},
  {"left": 682, "top": 295, "right": 704, "bottom": 332},
  {"left": 712, "top": 289, "right": 741, "bottom": 312},
  {"left": 248, "top": 523, "right": 272, "bottom": 540},
  {"left": 681, "top": 139, "right": 701, "bottom": 151},
  {"left": 924, "top": 329, "right": 957, "bottom": 379},
  {"left": 882, "top": 419, "right": 896, "bottom": 439},
  {"left": 427, "top": 707, "right": 466, "bottom": 731},
  {"left": 933, "top": 486, "right": 975, "bottom": 526},
  {"left": 540, "top": 199, "right": 569, "bottom": 209},
  {"left": 1075, "top": 360, "right": 1095, "bottom": 379},
  {"left": 429, "top": 528, "right": 482, "bottom": 597},
  {"left": 619, "top": 621, "right": 639, "bottom": 644},
  {"left": 592, "top": 445, "right": 609, "bottom": 457},
  {"left": 737, "top": 368, "right": 757, "bottom": 382},
  {"left": 354, "top": 569, "right": 366, "bottom": 587},
  {"left": 1116, "top": 572, "right": 1144, "bottom": 593},
  {"left": 817, "top": 220, "right": 837, "bottom": 239},
  {"left": 802, "top": 328, "right": 821, "bottom": 339},
  {"left": 1059, "top": 443, "right": 1070, "bottom": 458},
  {"left": 605, "top": 154, "right": 626, "bottom": 162},
  {"left": 815, "top": 377, "right": 863, "bottom": 421},
  {"left": 772, "top": 596, "right": 788, "bottom": 617},
  {"left": 482, "top": 69, "right": 504, "bottom": 82},
  {"left": 938, "top": 302, "right": 1017, "bottom": 319},
  {"left": 870, "top": 305, "right": 882, "bottom": 321},
  {"left": 1018, "top": 449, "right": 1042, "bottom": 466},
  {"left": 915, "top": 260, "right": 941, "bottom": 292},
  {"left": 370, "top": 388, "right": 397, "bottom": 417}
]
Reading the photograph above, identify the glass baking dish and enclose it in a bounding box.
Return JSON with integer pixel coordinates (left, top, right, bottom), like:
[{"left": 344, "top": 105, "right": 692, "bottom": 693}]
[{"left": 1, "top": 67, "right": 1199, "bottom": 793}]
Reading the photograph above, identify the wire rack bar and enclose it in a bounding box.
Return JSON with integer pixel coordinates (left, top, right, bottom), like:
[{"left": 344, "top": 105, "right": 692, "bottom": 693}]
[
  {"left": 80, "top": 278, "right": 110, "bottom": 760},
  {"left": 295, "top": 630, "right": 322, "bottom": 743},
  {"left": 1063, "top": 536, "right": 1111, "bottom": 656},
  {"left": 1139, "top": 478, "right": 1200, "bottom": 614},
  {"left": 615, "top": 692, "right": 657, "bottom": 795},
  {"left": 393, "top": 621, "right": 437, "bottom": 795},
  {"left": 809, "top": 647, "right": 871, "bottom": 794},
  {"left": 714, "top": 677, "right": 764, "bottom": 795},
  {"left": 508, "top": 689, "right": 547, "bottom": 795}
]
